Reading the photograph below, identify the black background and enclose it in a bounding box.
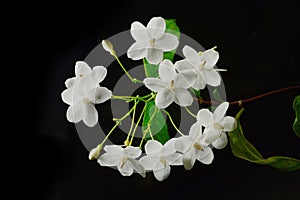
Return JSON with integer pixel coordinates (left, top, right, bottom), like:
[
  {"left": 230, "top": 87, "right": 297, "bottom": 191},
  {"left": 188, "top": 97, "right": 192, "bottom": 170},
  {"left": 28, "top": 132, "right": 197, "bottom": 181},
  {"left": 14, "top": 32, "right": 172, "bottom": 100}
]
[{"left": 29, "top": 0, "right": 300, "bottom": 199}]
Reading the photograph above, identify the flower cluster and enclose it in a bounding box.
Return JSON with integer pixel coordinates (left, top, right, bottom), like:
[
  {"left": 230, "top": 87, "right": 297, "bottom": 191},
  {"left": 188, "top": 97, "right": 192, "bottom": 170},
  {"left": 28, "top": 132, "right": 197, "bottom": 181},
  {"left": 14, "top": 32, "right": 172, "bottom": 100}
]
[{"left": 61, "top": 16, "right": 237, "bottom": 181}]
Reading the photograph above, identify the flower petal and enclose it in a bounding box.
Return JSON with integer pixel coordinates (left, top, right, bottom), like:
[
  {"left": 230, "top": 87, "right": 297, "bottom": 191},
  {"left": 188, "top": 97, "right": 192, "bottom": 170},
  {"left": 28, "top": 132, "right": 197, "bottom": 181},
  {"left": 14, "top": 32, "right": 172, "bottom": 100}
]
[
  {"left": 146, "top": 17, "right": 166, "bottom": 39},
  {"left": 130, "top": 21, "right": 148, "bottom": 42},
  {"left": 212, "top": 133, "right": 228, "bottom": 149},
  {"left": 182, "top": 148, "right": 196, "bottom": 170},
  {"left": 88, "top": 87, "right": 112, "bottom": 104},
  {"left": 189, "top": 122, "right": 202, "bottom": 140},
  {"left": 128, "top": 158, "right": 146, "bottom": 177},
  {"left": 153, "top": 165, "right": 171, "bottom": 181},
  {"left": 197, "top": 147, "right": 214, "bottom": 164},
  {"left": 98, "top": 153, "right": 121, "bottom": 166},
  {"left": 61, "top": 88, "right": 75, "bottom": 105},
  {"left": 140, "top": 156, "right": 158, "bottom": 170},
  {"left": 192, "top": 72, "right": 206, "bottom": 90},
  {"left": 200, "top": 49, "right": 219, "bottom": 68},
  {"left": 175, "top": 136, "right": 192, "bottom": 153},
  {"left": 158, "top": 59, "right": 176, "bottom": 82},
  {"left": 161, "top": 137, "right": 177, "bottom": 155},
  {"left": 182, "top": 45, "right": 201, "bottom": 66},
  {"left": 127, "top": 41, "right": 148, "bottom": 60},
  {"left": 104, "top": 145, "right": 124, "bottom": 155},
  {"left": 78, "top": 75, "right": 98, "bottom": 94},
  {"left": 155, "top": 88, "right": 174, "bottom": 109},
  {"left": 173, "top": 88, "right": 193, "bottom": 107},
  {"left": 75, "top": 61, "right": 92, "bottom": 77},
  {"left": 124, "top": 146, "right": 142, "bottom": 158},
  {"left": 204, "top": 127, "right": 222, "bottom": 144},
  {"left": 146, "top": 48, "right": 163, "bottom": 65},
  {"left": 197, "top": 109, "right": 213, "bottom": 127},
  {"left": 144, "top": 140, "right": 163, "bottom": 155},
  {"left": 202, "top": 69, "right": 221, "bottom": 87},
  {"left": 165, "top": 153, "right": 182, "bottom": 166},
  {"left": 174, "top": 74, "right": 191, "bottom": 89},
  {"left": 92, "top": 66, "right": 107, "bottom": 84},
  {"left": 223, "top": 116, "right": 237, "bottom": 131},
  {"left": 177, "top": 70, "right": 197, "bottom": 88},
  {"left": 65, "top": 77, "right": 76, "bottom": 88},
  {"left": 155, "top": 33, "right": 179, "bottom": 51},
  {"left": 213, "top": 102, "right": 229, "bottom": 122},
  {"left": 118, "top": 161, "right": 134, "bottom": 176},
  {"left": 66, "top": 103, "right": 85, "bottom": 123},
  {"left": 175, "top": 59, "right": 195, "bottom": 72},
  {"left": 143, "top": 78, "right": 167, "bottom": 92},
  {"left": 83, "top": 104, "right": 98, "bottom": 127}
]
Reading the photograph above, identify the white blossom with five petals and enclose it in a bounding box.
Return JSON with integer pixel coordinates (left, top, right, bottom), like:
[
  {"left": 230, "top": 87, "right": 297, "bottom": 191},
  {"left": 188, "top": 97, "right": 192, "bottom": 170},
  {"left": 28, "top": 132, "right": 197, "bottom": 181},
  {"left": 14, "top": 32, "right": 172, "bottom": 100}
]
[
  {"left": 61, "top": 61, "right": 112, "bottom": 127},
  {"left": 143, "top": 59, "right": 195, "bottom": 109},
  {"left": 175, "top": 45, "right": 221, "bottom": 90},
  {"left": 98, "top": 145, "right": 146, "bottom": 177},
  {"left": 127, "top": 16, "right": 179, "bottom": 65},
  {"left": 175, "top": 122, "right": 214, "bottom": 170},
  {"left": 140, "top": 139, "right": 182, "bottom": 181},
  {"left": 197, "top": 102, "right": 237, "bottom": 149}
]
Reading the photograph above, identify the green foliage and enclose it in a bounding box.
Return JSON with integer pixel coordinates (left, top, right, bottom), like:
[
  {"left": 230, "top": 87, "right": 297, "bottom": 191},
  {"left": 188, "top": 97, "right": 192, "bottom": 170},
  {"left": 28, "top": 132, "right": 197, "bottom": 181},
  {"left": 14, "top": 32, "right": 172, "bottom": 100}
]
[
  {"left": 143, "top": 19, "right": 180, "bottom": 78},
  {"left": 142, "top": 101, "right": 170, "bottom": 144},
  {"left": 293, "top": 95, "right": 300, "bottom": 137},
  {"left": 228, "top": 108, "right": 300, "bottom": 171}
]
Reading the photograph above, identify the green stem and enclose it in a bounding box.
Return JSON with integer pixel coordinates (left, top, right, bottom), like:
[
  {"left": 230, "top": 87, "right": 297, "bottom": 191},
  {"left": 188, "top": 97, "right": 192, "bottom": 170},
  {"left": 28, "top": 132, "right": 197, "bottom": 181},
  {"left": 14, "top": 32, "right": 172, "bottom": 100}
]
[
  {"left": 113, "top": 54, "right": 142, "bottom": 83},
  {"left": 100, "top": 100, "right": 140, "bottom": 146},
  {"left": 126, "top": 99, "right": 137, "bottom": 142},
  {"left": 129, "top": 102, "right": 147, "bottom": 146},
  {"left": 184, "top": 107, "right": 197, "bottom": 118},
  {"left": 164, "top": 110, "right": 185, "bottom": 136}
]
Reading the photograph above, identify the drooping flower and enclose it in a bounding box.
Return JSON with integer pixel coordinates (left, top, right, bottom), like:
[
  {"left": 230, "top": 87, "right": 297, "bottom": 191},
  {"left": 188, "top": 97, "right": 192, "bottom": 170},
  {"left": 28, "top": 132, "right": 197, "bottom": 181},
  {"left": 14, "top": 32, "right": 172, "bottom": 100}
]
[
  {"left": 175, "top": 45, "right": 221, "bottom": 89},
  {"left": 127, "top": 16, "right": 179, "bottom": 65},
  {"left": 61, "top": 61, "right": 112, "bottom": 127},
  {"left": 175, "top": 122, "right": 214, "bottom": 170},
  {"left": 89, "top": 144, "right": 103, "bottom": 160},
  {"left": 140, "top": 139, "right": 182, "bottom": 181},
  {"left": 143, "top": 59, "right": 195, "bottom": 109},
  {"left": 102, "top": 39, "right": 115, "bottom": 55},
  {"left": 197, "top": 102, "right": 237, "bottom": 149},
  {"left": 98, "top": 145, "right": 146, "bottom": 177}
]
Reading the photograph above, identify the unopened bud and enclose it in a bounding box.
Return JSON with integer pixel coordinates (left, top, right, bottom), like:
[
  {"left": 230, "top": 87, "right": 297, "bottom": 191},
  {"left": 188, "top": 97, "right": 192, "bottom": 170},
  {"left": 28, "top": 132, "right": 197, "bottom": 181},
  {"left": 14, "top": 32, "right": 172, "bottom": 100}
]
[
  {"left": 88, "top": 144, "right": 102, "bottom": 160},
  {"left": 102, "top": 39, "right": 115, "bottom": 55},
  {"left": 124, "top": 139, "right": 130, "bottom": 146}
]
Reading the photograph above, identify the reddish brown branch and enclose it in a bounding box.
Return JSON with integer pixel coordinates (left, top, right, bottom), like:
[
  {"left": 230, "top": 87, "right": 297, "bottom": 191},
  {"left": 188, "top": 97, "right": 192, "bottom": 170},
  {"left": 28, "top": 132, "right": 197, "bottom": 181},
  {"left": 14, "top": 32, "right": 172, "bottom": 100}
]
[{"left": 195, "top": 85, "right": 300, "bottom": 107}]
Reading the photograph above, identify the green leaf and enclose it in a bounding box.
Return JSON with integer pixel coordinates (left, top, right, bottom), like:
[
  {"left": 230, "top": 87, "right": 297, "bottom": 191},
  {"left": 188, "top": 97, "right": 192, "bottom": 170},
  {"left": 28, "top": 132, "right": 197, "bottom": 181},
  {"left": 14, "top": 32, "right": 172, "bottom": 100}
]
[
  {"left": 228, "top": 108, "right": 300, "bottom": 171},
  {"left": 142, "top": 101, "right": 170, "bottom": 144},
  {"left": 190, "top": 88, "right": 201, "bottom": 98},
  {"left": 143, "top": 19, "right": 180, "bottom": 78},
  {"left": 293, "top": 95, "right": 300, "bottom": 137},
  {"left": 212, "top": 89, "right": 223, "bottom": 102}
]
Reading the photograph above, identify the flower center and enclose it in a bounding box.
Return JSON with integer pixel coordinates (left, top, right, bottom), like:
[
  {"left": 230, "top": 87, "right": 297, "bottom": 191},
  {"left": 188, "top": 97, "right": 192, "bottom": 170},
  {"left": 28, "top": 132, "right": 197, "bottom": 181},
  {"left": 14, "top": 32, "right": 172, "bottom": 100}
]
[
  {"left": 170, "top": 80, "right": 175, "bottom": 90},
  {"left": 83, "top": 98, "right": 90, "bottom": 105},
  {"left": 159, "top": 156, "right": 167, "bottom": 167},
  {"left": 213, "top": 122, "right": 224, "bottom": 130},
  {"left": 193, "top": 142, "right": 203, "bottom": 150},
  {"left": 149, "top": 38, "right": 156, "bottom": 47},
  {"left": 80, "top": 74, "right": 84, "bottom": 77},
  {"left": 120, "top": 156, "right": 128, "bottom": 169},
  {"left": 199, "top": 60, "right": 206, "bottom": 70}
]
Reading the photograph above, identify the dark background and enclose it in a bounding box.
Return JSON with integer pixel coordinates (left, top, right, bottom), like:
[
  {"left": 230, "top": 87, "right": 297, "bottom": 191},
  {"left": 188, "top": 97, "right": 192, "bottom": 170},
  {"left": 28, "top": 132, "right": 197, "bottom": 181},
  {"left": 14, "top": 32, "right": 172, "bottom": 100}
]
[{"left": 29, "top": 0, "right": 300, "bottom": 199}]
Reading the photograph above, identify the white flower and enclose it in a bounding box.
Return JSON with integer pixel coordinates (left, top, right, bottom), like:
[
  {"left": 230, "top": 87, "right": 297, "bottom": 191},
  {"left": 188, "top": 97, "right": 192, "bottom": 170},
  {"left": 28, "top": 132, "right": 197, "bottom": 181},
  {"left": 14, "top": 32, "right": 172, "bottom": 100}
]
[
  {"left": 61, "top": 61, "right": 112, "bottom": 127},
  {"left": 143, "top": 59, "right": 195, "bottom": 109},
  {"left": 140, "top": 139, "right": 182, "bottom": 181},
  {"left": 175, "top": 122, "right": 214, "bottom": 170},
  {"left": 98, "top": 145, "right": 146, "bottom": 177},
  {"left": 89, "top": 144, "right": 103, "bottom": 160},
  {"left": 175, "top": 45, "right": 221, "bottom": 89},
  {"left": 102, "top": 39, "right": 115, "bottom": 55},
  {"left": 127, "top": 16, "right": 179, "bottom": 65},
  {"left": 197, "top": 102, "right": 237, "bottom": 149}
]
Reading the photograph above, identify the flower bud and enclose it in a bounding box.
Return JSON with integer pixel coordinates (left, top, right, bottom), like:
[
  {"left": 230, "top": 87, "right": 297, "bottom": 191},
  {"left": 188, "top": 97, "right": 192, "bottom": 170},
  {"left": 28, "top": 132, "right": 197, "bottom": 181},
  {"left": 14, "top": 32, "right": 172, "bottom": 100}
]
[
  {"left": 88, "top": 144, "right": 102, "bottom": 160},
  {"left": 102, "top": 39, "right": 115, "bottom": 55}
]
